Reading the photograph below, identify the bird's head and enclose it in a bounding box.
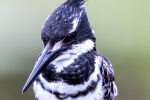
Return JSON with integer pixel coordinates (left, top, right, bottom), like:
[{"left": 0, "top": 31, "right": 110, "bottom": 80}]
[{"left": 22, "top": 0, "right": 96, "bottom": 93}]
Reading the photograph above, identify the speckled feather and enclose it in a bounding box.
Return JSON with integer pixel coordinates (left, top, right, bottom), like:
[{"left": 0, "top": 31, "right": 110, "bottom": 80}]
[
  {"left": 41, "top": 0, "right": 95, "bottom": 47},
  {"left": 32, "top": 0, "right": 118, "bottom": 100}
]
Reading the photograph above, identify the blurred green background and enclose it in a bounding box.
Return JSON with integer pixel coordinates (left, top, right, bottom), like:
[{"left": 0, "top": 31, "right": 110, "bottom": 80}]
[{"left": 0, "top": 0, "right": 150, "bottom": 100}]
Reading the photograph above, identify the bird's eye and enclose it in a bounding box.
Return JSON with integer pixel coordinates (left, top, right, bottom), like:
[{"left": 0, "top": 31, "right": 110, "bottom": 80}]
[
  {"left": 63, "top": 33, "right": 75, "bottom": 42},
  {"left": 43, "top": 39, "right": 49, "bottom": 46}
]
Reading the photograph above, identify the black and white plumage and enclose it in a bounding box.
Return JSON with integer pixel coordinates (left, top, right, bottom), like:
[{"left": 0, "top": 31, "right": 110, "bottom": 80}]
[{"left": 22, "top": 0, "right": 118, "bottom": 100}]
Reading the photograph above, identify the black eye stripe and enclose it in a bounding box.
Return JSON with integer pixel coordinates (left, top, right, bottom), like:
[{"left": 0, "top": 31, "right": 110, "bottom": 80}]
[
  {"left": 63, "top": 33, "right": 75, "bottom": 42},
  {"left": 42, "top": 38, "right": 49, "bottom": 46},
  {"left": 67, "top": 34, "right": 71, "bottom": 37}
]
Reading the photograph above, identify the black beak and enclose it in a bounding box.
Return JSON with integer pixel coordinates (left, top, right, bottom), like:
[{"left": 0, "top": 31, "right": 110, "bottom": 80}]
[{"left": 22, "top": 43, "right": 67, "bottom": 93}]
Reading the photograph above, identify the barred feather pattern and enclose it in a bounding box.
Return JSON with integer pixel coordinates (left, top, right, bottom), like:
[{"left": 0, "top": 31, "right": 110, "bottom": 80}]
[
  {"left": 32, "top": 0, "right": 118, "bottom": 99},
  {"left": 98, "top": 53, "right": 118, "bottom": 100},
  {"left": 33, "top": 50, "right": 118, "bottom": 100}
]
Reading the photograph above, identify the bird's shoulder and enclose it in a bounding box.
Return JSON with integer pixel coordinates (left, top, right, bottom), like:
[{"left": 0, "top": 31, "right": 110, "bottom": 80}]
[
  {"left": 96, "top": 52, "right": 115, "bottom": 79},
  {"left": 95, "top": 52, "right": 118, "bottom": 99}
]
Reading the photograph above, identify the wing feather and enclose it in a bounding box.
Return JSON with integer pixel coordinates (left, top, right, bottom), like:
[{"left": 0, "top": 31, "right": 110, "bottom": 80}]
[{"left": 98, "top": 53, "right": 118, "bottom": 100}]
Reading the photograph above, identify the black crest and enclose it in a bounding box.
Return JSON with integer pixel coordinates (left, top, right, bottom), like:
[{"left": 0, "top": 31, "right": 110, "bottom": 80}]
[
  {"left": 66, "top": 0, "right": 86, "bottom": 6},
  {"left": 41, "top": 0, "right": 95, "bottom": 46}
]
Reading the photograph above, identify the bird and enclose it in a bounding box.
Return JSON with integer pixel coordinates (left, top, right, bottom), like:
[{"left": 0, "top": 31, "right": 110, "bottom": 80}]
[{"left": 22, "top": 0, "right": 118, "bottom": 100}]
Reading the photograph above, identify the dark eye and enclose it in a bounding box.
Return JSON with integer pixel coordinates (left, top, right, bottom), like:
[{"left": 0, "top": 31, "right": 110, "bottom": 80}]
[
  {"left": 63, "top": 33, "right": 75, "bottom": 42},
  {"left": 43, "top": 39, "right": 48, "bottom": 46}
]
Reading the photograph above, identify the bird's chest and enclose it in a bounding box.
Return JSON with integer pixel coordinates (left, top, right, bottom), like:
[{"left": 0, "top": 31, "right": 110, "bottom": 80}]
[
  {"left": 42, "top": 52, "right": 95, "bottom": 85},
  {"left": 33, "top": 57, "right": 103, "bottom": 100},
  {"left": 33, "top": 80, "right": 73, "bottom": 100},
  {"left": 33, "top": 51, "right": 103, "bottom": 100},
  {"left": 33, "top": 77, "right": 103, "bottom": 100}
]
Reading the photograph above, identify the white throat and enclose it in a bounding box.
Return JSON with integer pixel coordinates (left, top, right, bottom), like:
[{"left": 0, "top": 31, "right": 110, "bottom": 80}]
[{"left": 51, "top": 39, "right": 95, "bottom": 72}]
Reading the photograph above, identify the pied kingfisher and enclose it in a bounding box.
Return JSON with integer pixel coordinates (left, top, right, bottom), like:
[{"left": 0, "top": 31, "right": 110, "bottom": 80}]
[{"left": 22, "top": 0, "right": 118, "bottom": 100}]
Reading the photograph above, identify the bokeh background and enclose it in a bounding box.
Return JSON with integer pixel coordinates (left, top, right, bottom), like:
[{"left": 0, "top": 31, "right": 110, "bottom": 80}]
[{"left": 0, "top": 0, "right": 150, "bottom": 100}]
